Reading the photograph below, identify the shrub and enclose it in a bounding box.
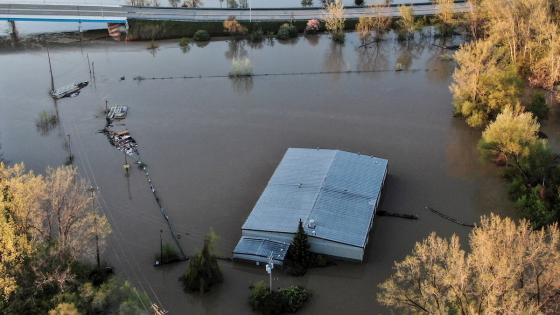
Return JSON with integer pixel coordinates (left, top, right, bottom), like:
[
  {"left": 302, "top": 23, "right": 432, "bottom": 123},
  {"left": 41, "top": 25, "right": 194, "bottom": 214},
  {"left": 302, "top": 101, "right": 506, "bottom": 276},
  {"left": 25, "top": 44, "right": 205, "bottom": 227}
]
[
  {"left": 154, "top": 243, "right": 180, "bottom": 264},
  {"left": 224, "top": 17, "right": 248, "bottom": 35},
  {"left": 179, "top": 37, "right": 190, "bottom": 47},
  {"left": 526, "top": 92, "right": 549, "bottom": 121},
  {"left": 277, "top": 23, "right": 297, "bottom": 40},
  {"left": 179, "top": 232, "right": 222, "bottom": 293},
  {"left": 304, "top": 19, "right": 320, "bottom": 34},
  {"left": 249, "top": 281, "right": 311, "bottom": 315},
  {"left": 331, "top": 31, "right": 345, "bottom": 43},
  {"left": 229, "top": 58, "right": 253, "bottom": 77},
  {"left": 193, "top": 30, "right": 210, "bottom": 42},
  {"left": 354, "top": 0, "right": 364, "bottom": 5},
  {"left": 248, "top": 29, "right": 264, "bottom": 42}
]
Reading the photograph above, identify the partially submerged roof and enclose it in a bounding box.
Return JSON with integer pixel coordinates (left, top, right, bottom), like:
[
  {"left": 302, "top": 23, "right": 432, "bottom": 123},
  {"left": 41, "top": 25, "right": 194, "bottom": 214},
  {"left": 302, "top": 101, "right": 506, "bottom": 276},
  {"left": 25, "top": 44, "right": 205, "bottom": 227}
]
[
  {"left": 242, "top": 148, "right": 388, "bottom": 248},
  {"left": 233, "top": 237, "right": 290, "bottom": 265}
]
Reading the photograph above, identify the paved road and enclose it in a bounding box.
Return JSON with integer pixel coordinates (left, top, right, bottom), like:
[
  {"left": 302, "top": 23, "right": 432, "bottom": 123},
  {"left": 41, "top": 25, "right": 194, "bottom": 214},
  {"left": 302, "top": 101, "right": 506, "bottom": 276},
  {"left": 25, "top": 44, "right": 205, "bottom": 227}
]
[{"left": 0, "top": 2, "right": 468, "bottom": 23}]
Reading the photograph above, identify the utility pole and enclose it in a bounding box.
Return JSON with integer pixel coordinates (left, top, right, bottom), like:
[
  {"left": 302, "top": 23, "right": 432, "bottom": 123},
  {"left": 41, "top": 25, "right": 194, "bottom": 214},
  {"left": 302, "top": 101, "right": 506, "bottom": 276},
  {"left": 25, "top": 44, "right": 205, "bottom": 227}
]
[
  {"left": 160, "top": 229, "right": 164, "bottom": 264},
  {"left": 123, "top": 151, "right": 130, "bottom": 175},
  {"left": 89, "top": 186, "right": 101, "bottom": 269},
  {"left": 66, "top": 134, "right": 73, "bottom": 163},
  {"left": 47, "top": 46, "right": 55, "bottom": 92},
  {"left": 265, "top": 252, "right": 274, "bottom": 292}
]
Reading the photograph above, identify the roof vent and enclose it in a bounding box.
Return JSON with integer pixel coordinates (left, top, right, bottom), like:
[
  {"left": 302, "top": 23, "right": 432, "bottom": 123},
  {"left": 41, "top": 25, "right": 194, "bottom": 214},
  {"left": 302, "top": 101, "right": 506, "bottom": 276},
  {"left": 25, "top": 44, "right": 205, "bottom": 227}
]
[{"left": 308, "top": 219, "right": 316, "bottom": 229}]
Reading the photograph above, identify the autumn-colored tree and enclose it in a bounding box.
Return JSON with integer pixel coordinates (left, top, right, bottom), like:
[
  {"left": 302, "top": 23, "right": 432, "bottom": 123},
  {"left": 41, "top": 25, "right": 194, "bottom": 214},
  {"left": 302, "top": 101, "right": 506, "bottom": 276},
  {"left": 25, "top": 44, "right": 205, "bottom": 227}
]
[
  {"left": 464, "top": 0, "right": 483, "bottom": 39},
  {"left": 378, "top": 214, "right": 560, "bottom": 315},
  {"left": 451, "top": 39, "right": 523, "bottom": 127},
  {"left": 434, "top": 0, "right": 456, "bottom": 36},
  {"left": 323, "top": 0, "right": 345, "bottom": 42},
  {"left": 43, "top": 166, "right": 110, "bottom": 261},
  {"left": 48, "top": 303, "right": 80, "bottom": 315},
  {"left": 479, "top": 107, "right": 540, "bottom": 166},
  {"left": 223, "top": 17, "right": 247, "bottom": 35},
  {"left": 397, "top": 5, "right": 418, "bottom": 39}
]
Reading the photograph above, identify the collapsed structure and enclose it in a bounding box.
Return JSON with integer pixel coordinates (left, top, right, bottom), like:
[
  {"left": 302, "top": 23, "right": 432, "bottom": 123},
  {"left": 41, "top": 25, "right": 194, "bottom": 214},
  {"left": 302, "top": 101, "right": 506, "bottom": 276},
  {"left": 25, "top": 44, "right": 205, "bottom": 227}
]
[{"left": 233, "top": 148, "right": 388, "bottom": 265}]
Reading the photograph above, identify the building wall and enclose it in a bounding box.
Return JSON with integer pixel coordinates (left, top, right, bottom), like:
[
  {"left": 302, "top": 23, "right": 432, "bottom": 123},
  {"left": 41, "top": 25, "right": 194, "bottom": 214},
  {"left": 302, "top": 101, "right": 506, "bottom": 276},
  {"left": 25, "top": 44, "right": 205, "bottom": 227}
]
[{"left": 242, "top": 229, "right": 364, "bottom": 261}]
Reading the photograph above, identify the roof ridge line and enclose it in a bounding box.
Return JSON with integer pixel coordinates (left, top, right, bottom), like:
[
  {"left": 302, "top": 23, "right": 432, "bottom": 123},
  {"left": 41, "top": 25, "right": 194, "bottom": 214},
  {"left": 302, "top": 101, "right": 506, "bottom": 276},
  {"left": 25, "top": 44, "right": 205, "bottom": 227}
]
[{"left": 307, "top": 150, "right": 338, "bottom": 224}]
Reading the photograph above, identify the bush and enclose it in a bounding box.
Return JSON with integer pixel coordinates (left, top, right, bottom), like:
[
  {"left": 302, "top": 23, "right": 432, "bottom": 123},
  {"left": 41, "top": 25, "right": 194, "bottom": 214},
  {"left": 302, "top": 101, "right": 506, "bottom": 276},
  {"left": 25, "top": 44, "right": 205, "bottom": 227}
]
[
  {"left": 155, "top": 243, "right": 180, "bottom": 264},
  {"left": 354, "top": 0, "right": 364, "bottom": 5},
  {"left": 331, "top": 31, "right": 345, "bottom": 43},
  {"left": 248, "top": 29, "right": 264, "bottom": 43},
  {"left": 229, "top": 58, "right": 253, "bottom": 77},
  {"left": 179, "top": 37, "right": 190, "bottom": 47},
  {"left": 224, "top": 17, "right": 247, "bottom": 35},
  {"left": 526, "top": 92, "right": 548, "bottom": 121},
  {"left": 179, "top": 232, "right": 222, "bottom": 293},
  {"left": 249, "top": 281, "right": 311, "bottom": 315},
  {"left": 193, "top": 29, "right": 210, "bottom": 41},
  {"left": 277, "top": 23, "right": 297, "bottom": 40},
  {"left": 304, "top": 19, "right": 320, "bottom": 34}
]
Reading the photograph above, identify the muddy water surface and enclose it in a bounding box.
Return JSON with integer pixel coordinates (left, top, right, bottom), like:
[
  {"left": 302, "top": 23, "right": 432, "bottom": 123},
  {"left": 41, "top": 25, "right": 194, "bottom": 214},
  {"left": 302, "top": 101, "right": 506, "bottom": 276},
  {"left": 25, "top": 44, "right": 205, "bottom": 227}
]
[{"left": 0, "top": 33, "right": 513, "bottom": 314}]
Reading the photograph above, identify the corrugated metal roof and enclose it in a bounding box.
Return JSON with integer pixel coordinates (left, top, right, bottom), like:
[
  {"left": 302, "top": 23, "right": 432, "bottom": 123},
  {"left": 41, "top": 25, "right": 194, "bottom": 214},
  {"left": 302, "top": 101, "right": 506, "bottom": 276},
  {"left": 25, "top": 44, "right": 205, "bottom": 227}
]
[
  {"left": 233, "top": 236, "right": 290, "bottom": 265},
  {"left": 242, "top": 148, "right": 388, "bottom": 248}
]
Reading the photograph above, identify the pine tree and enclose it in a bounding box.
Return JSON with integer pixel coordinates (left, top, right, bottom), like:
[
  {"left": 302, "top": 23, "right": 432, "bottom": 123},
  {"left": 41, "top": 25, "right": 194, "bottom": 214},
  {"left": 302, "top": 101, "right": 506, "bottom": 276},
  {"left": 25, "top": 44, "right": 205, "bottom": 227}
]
[{"left": 286, "top": 219, "right": 311, "bottom": 275}]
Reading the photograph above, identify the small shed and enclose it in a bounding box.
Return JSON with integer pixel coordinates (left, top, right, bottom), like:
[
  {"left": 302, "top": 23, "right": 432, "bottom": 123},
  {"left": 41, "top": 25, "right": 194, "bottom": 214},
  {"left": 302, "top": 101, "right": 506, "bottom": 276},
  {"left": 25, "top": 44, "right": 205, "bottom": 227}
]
[{"left": 233, "top": 148, "right": 388, "bottom": 263}]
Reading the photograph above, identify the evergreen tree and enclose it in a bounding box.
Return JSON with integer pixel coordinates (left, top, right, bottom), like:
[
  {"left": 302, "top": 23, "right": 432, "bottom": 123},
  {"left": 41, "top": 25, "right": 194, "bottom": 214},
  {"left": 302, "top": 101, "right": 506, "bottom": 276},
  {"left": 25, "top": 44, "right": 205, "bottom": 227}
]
[{"left": 285, "top": 219, "right": 311, "bottom": 276}]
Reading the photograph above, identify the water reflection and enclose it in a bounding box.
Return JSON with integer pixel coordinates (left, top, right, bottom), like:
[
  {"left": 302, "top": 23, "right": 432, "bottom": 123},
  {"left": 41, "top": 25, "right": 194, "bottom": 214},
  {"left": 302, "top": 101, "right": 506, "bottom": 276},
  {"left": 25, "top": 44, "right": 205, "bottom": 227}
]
[
  {"left": 305, "top": 34, "right": 320, "bottom": 46},
  {"left": 324, "top": 42, "right": 347, "bottom": 79},
  {"left": 356, "top": 42, "right": 388, "bottom": 73},
  {"left": 230, "top": 77, "right": 253, "bottom": 94},
  {"left": 225, "top": 40, "right": 248, "bottom": 60},
  {"left": 35, "top": 110, "right": 59, "bottom": 136}
]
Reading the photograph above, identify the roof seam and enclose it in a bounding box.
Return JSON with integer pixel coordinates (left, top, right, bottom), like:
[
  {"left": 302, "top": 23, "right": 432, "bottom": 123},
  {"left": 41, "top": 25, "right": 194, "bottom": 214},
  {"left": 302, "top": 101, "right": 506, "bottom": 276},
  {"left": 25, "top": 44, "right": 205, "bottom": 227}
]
[{"left": 307, "top": 150, "right": 338, "bottom": 224}]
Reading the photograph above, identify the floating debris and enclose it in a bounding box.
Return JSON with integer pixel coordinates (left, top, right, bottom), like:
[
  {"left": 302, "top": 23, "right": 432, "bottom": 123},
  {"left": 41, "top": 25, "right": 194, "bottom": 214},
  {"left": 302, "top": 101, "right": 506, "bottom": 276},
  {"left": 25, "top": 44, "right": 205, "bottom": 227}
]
[
  {"left": 106, "top": 105, "right": 128, "bottom": 120},
  {"left": 377, "top": 210, "right": 418, "bottom": 220},
  {"left": 425, "top": 206, "right": 474, "bottom": 227},
  {"left": 50, "top": 81, "right": 88, "bottom": 99},
  {"left": 101, "top": 128, "right": 138, "bottom": 157}
]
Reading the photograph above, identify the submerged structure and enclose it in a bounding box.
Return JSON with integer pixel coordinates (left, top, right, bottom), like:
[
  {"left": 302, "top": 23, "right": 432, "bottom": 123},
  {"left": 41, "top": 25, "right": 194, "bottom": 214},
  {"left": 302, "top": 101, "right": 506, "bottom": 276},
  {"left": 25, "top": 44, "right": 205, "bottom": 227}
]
[{"left": 233, "top": 148, "right": 388, "bottom": 264}]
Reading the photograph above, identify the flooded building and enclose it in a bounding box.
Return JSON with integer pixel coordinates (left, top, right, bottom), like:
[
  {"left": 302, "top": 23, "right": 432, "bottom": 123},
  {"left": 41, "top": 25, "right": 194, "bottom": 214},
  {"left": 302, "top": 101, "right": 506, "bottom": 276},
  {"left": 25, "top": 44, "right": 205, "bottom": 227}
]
[{"left": 233, "top": 148, "right": 388, "bottom": 264}]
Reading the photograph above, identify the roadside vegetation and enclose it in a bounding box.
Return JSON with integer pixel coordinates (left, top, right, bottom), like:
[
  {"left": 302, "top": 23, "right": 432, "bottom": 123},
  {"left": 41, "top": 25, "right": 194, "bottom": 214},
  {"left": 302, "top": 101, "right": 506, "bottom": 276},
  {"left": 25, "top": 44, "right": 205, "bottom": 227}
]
[
  {"left": 379, "top": 1, "right": 560, "bottom": 313},
  {"left": 451, "top": 0, "right": 560, "bottom": 227},
  {"left": 0, "top": 163, "right": 150, "bottom": 314}
]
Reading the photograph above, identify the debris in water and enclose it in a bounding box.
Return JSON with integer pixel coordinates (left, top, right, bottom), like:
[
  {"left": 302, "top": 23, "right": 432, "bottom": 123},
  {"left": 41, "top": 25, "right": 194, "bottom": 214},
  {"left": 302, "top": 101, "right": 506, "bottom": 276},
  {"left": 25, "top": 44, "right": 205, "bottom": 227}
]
[
  {"left": 106, "top": 105, "right": 128, "bottom": 120},
  {"left": 50, "top": 81, "right": 88, "bottom": 99}
]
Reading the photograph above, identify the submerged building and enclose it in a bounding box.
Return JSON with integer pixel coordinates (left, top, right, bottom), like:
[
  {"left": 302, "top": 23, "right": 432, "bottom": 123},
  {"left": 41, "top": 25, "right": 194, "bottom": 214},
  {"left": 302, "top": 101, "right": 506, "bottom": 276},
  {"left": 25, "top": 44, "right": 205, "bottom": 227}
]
[{"left": 233, "top": 148, "right": 388, "bottom": 264}]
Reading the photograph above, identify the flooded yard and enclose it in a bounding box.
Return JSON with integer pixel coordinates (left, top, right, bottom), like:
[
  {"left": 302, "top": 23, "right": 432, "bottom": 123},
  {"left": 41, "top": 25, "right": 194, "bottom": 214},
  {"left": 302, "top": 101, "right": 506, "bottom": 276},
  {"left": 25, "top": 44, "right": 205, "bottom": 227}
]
[{"left": 0, "top": 32, "right": 513, "bottom": 314}]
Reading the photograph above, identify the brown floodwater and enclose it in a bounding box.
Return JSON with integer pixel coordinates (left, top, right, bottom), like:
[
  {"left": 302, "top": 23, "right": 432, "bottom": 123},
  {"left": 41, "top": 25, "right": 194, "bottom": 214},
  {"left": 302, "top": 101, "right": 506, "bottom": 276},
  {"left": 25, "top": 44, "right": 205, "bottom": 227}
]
[{"left": 0, "top": 32, "right": 515, "bottom": 314}]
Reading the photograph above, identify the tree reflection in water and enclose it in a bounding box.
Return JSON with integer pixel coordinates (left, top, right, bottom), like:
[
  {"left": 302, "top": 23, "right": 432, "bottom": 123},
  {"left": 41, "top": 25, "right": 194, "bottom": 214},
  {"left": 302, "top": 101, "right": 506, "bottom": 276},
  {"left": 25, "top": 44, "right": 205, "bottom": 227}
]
[
  {"left": 356, "top": 41, "right": 388, "bottom": 75},
  {"left": 323, "top": 42, "right": 347, "bottom": 80},
  {"left": 230, "top": 77, "right": 253, "bottom": 94},
  {"left": 225, "top": 39, "right": 248, "bottom": 60}
]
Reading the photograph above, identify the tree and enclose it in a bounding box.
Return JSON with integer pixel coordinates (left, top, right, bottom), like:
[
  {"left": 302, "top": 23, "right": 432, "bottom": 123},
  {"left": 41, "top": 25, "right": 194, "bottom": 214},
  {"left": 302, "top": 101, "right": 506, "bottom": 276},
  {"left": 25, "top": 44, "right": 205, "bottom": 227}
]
[
  {"left": 451, "top": 39, "right": 523, "bottom": 127},
  {"left": 48, "top": 303, "right": 79, "bottom": 315},
  {"left": 43, "top": 166, "right": 110, "bottom": 261},
  {"left": 223, "top": 17, "right": 247, "bottom": 35},
  {"left": 182, "top": 0, "right": 202, "bottom": 7},
  {"left": 398, "top": 5, "right": 417, "bottom": 40},
  {"left": 323, "top": 0, "right": 345, "bottom": 42},
  {"left": 378, "top": 214, "right": 560, "bottom": 315},
  {"left": 434, "top": 0, "right": 456, "bottom": 36},
  {"left": 168, "top": 0, "right": 180, "bottom": 7},
  {"left": 180, "top": 230, "right": 223, "bottom": 293},
  {"left": 479, "top": 107, "right": 540, "bottom": 167},
  {"left": 464, "top": 0, "right": 483, "bottom": 39},
  {"left": 285, "top": 219, "right": 311, "bottom": 276}
]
